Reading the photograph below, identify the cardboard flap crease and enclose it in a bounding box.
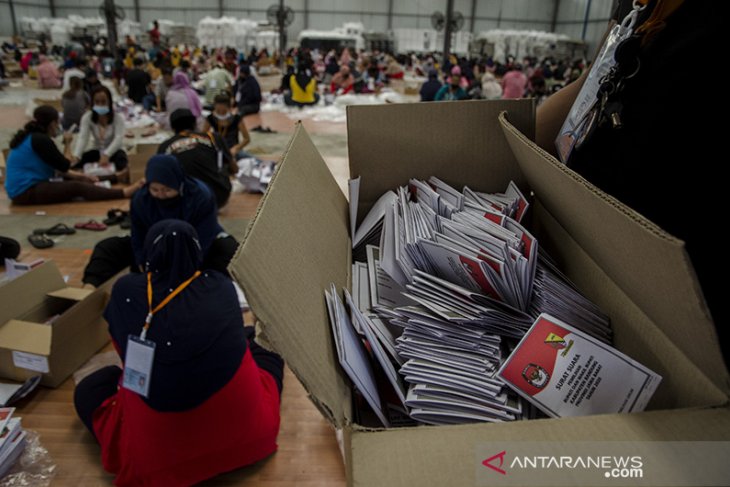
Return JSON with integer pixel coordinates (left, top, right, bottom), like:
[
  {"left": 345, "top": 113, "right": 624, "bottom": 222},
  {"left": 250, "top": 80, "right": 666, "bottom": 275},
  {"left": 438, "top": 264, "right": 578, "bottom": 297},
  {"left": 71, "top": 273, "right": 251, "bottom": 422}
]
[
  {"left": 230, "top": 123, "right": 352, "bottom": 428},
  {"left": 499, "top": 113, "right": 729, "bottom": 396}
]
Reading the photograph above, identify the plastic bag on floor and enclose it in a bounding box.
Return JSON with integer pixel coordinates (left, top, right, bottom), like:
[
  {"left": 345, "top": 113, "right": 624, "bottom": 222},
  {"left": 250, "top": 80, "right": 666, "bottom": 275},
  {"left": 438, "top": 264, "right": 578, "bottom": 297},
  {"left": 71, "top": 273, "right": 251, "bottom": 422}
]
[{"left": 0, "top": 431, "right": 56, "bottom": 487}]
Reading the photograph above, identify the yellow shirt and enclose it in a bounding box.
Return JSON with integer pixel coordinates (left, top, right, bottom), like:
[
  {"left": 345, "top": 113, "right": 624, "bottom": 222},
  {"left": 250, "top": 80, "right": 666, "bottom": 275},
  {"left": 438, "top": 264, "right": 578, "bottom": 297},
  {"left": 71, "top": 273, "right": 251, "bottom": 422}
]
[{"left": 290, "top": 77, "right": 317, "bottom": 104}]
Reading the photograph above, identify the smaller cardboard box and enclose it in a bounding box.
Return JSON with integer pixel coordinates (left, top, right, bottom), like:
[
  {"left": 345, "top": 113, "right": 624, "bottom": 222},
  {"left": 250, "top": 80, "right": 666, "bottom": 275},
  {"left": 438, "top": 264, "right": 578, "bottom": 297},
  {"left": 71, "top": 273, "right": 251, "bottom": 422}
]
[
  {"left": 0, "top": 261, "right": 115, "bottom": 387},
  {"left": 128, "top": 143, "right": 159, "bottom": 182}
]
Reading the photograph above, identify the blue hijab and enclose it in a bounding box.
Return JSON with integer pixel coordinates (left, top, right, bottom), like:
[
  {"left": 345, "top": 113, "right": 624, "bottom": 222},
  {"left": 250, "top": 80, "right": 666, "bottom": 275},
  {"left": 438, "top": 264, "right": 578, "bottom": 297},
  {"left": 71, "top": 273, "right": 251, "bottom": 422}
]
[
  {"left": 105, "top": 220, "right": 246, "bottom": 411},
  {"left": 130, "top": 154, "right": 223, "bottom": 266}
]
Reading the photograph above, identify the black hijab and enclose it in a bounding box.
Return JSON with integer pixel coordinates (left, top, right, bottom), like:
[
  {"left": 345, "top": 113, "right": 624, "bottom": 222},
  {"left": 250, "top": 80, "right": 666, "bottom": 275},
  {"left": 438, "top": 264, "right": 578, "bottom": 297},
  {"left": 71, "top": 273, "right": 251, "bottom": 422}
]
[
  {"left": 130, "top": 154, "right": 223, "bottom": 266},
  {"left": 105, "top": 220, "right": 246, "bottom": 411}
]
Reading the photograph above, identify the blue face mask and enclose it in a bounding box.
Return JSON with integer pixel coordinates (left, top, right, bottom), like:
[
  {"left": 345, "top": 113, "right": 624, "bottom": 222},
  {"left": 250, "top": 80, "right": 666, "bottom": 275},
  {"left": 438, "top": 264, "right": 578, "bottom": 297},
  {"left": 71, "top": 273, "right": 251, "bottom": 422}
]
[{"left": 93, "top": 105, "right": 110, "bottom": 116}]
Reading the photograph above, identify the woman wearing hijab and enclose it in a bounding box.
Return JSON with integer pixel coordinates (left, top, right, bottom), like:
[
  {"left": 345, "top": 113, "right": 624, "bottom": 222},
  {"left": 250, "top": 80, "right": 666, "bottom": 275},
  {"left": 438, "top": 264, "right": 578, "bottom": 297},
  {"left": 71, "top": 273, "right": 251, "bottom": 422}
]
[
  {"left": 165, "top": 71, "right": 202, "bottom": 119},
  {"left": 82, "top": 154, "right": 238, "bottom": 288},
  {"left": 74, "top": 219, "right": 284, "bottom": 486}
]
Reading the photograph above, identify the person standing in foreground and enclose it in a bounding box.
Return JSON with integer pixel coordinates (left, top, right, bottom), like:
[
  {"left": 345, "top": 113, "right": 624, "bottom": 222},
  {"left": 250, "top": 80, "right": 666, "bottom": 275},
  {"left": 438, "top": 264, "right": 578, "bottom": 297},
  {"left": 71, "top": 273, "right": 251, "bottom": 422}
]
[
  {"left": 74, "top": 219, "right": 283, "bottom": 486},
  {"left": 536, "top": 0, "right": 726, "bottom": 366}
]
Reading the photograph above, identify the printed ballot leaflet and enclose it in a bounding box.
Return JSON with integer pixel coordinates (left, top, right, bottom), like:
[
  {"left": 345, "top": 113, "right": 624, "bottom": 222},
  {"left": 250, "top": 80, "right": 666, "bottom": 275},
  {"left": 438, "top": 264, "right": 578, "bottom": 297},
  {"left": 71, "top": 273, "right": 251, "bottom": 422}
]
[
  {"left": 326, "top": 175, "right": 658, "bottom": 427},
  {"left": 497, "top": 313, "right": 662, "bottom": 418}
]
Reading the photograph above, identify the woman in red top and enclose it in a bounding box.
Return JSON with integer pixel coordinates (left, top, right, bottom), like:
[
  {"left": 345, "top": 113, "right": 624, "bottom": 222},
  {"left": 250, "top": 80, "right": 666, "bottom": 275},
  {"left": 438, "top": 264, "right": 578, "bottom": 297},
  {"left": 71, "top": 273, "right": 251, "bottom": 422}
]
[{"left": 74, "top": 219, "right": 283, "bottom": 486}]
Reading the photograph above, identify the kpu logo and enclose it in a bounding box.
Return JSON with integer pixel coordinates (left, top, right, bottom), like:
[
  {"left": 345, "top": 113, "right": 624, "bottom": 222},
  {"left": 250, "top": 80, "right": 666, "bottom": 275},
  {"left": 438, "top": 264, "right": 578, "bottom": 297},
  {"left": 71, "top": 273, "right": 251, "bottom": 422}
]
[{"left": 482, "top": 450, "right": 507, "bottom": 475}]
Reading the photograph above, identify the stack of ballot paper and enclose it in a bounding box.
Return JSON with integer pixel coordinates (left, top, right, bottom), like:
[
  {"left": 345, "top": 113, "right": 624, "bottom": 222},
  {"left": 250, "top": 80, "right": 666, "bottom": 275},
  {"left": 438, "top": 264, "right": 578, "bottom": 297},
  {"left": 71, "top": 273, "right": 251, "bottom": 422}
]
[
  {"left": 327, "top": 177, "right": 657, "bottom": 427},
  {"left": 0, "top": 408, "right": 27, "bottom": 480}
]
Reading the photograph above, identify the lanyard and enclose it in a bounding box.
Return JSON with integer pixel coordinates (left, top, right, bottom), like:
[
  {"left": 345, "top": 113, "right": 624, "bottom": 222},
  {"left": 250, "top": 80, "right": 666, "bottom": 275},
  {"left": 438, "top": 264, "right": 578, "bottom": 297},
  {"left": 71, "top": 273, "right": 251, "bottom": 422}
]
[{"left": 141, "top": 270, "right": 201, "bottom": 340}]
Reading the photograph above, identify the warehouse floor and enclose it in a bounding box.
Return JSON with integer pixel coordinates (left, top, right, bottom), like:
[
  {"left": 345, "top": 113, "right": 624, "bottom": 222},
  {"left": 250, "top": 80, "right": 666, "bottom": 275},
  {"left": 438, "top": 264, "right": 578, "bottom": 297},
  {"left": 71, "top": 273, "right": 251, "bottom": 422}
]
[{"left": 0, "top": 78, "right": 354, "bottom": 485}]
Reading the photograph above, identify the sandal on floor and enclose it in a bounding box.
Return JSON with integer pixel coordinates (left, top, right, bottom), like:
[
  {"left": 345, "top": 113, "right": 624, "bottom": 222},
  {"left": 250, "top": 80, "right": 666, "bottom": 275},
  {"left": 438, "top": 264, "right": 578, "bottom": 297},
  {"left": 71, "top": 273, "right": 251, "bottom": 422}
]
[
  {"left": 0, "top": 236, "right": 21, "bottom": 259},
  {"left": 103, "top": 209, "right": 128, "bottom": 226},
  {"left": 75, "top": 220, "right": 107, "bottom": 231},
  {"left": 120, "top": 214, "right": 132, "bottom": 230},
  {"left": 27, "top": 234, "right": 54, "bottom": 249},
  {"left": 32, "top": 223, "right": 76, "bottom": 235}
]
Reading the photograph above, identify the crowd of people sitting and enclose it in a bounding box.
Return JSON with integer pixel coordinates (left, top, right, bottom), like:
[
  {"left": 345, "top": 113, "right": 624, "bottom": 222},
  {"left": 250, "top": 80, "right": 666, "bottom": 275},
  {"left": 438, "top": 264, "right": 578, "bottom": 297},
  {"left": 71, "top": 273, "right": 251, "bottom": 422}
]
[{"left": 416, "top": 53, "right": 586, "bottom": 104}]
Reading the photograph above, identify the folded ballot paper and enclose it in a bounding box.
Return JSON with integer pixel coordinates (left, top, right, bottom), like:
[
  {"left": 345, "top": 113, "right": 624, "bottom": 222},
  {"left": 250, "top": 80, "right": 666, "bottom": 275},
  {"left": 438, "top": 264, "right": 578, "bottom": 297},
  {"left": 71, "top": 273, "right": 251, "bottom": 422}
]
[{"left": 327, "top": 177, "right": 660, "bottom": 427}]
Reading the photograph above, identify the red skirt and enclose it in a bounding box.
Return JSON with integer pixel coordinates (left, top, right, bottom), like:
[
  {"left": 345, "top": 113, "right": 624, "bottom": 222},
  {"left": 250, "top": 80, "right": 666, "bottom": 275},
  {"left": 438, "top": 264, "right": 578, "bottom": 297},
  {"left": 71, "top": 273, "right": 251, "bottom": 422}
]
[{"left": 92, "top": 351, "right": 281, "bottom": 486}]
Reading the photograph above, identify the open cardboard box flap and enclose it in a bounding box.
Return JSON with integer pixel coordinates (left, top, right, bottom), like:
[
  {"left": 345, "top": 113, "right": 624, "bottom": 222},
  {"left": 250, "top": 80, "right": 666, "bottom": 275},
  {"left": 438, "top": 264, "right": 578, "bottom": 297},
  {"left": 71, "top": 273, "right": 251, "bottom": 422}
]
[
  {"left": 230, "top": 123, "right": 352, "bottom": 428},
  {"left": 0, "top": 261, "right": 67, "bottom": 326},
  {"left": 347, "top": 100, "right": 536, "bottom": 223},
  {"left": 498, "top": 113, "right": 730, "bottom": 398},
  {"left": 0, "top": 320, "right": 52, "bottom": 355}
]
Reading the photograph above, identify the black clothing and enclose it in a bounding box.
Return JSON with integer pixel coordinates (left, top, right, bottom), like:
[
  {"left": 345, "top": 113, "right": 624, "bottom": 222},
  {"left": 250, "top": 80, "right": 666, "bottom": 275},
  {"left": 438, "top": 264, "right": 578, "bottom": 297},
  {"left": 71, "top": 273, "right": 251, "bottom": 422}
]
[
  {"left": 125, "top": 68, "right": 151, "bottom": 103},
  {"left": 568, "top": 0, "right": 726, "bottom": 365},
  {"left": 157, "top": 131, "right": 233, "bottom": 208}
]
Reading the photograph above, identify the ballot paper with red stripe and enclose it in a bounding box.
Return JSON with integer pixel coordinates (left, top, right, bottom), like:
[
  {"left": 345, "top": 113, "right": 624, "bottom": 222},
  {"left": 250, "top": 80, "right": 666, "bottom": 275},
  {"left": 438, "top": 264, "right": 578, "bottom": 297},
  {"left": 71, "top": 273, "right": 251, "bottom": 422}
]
[{"left": 497, "top": 313, "right": 662, "bottom": 418}]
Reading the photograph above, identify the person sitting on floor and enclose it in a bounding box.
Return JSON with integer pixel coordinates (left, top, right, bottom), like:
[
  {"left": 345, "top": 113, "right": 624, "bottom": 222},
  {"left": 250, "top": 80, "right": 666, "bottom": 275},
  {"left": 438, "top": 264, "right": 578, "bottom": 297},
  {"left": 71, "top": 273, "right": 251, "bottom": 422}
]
[
  {"left": 234, "top": 64, "right": 262, "bottom": 116},
  {"left": 419, "top": 69, "right": 442, "bottom": 102},
  {"left": 284, "top": 63, "right": 319, "bottom": 107},
  {"left": 202, "top": 94, "right": 251, "bottom": 161},
  {"left": 329, "top": 65, "right": 354, "bottom": 95},
  {"left": 61, "top": 76, "right": 90, "bottom": 130},
  {"left": 83, "top": 68, "right": 103, "bottom": 98},
  {"left": 434, "top": 74, "right": 467, "bottom": 101},
  {"left": 4, "top": 105, "right": 141, "bottom": 205},
  {"left": 74, "top": 219, "right": 283, "bottom": 486},
  {"left": 36, "top": 55, "right": 62, "bottom": 89},
  {"left": 158, "top": 108, "right": 233, "bottom": 209},
  {"left": 81, "top": 154, "right": 238, "bottom": 288},
  {"left": 71, "top": 85, "right": 129, "bottom": 183},
  {"left": 165, "top": 71, "right": 203, "bottom": 120}
]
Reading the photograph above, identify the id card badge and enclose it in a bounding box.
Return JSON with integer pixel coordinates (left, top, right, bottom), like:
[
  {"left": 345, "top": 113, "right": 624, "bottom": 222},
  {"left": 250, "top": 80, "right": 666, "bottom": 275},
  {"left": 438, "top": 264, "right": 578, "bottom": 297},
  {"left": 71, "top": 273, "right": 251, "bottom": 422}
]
[
  {"left": 555, "top": 8, "right": 639, "bottom": 164},
  {"left": 122, "top": 335, "right": 156, "bottom": 398}
]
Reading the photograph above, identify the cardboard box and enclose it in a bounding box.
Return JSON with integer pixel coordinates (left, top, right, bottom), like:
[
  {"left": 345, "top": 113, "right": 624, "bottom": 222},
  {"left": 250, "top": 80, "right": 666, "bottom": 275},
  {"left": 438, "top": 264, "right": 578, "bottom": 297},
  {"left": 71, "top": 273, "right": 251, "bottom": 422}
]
[
  {"left": 0, "top": 261, "right": 116, "bottom": 387},
  {"left": 230, "top": 100, "right": 730, "bottom": 486},
  {"left": 128, "top": 143, "right": 159, "bottom": 182}
]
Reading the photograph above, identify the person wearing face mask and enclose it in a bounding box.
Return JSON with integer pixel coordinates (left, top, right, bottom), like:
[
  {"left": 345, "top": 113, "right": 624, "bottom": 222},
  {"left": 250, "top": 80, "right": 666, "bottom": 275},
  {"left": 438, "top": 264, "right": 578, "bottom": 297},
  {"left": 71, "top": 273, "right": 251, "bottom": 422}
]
[
  {"left": 434, "top": 74, "right": 467, "bottom": 101},
  {"left": 71, "top": 85, "right": 129, "bottom": 183},
  {"left": 81, "top": 154, "right": 238, "bottom": 289},
  {"left": 4, "top": 105, "right": 142, "bottom": 205},
  {"left": 158, "top": 108, "right": 233, "bottom": 209},
  {"left": 202, "top": 94, "right": 251, "bottom": 160}
]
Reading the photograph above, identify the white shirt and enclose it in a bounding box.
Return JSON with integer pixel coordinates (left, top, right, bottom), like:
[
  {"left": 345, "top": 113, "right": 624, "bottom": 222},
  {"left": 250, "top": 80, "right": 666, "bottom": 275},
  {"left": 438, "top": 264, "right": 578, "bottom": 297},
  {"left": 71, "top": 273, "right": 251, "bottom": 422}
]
[{"left": 72, "top": 111, "right": 126, "bottom": 159}]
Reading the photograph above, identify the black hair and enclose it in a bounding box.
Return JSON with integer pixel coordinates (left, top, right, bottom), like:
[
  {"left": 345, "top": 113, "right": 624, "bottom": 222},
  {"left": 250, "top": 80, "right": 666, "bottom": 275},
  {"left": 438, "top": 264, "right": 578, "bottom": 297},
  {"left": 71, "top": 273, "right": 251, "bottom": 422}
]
[
  {"left": 161, "top": 66, "right": 173, "bottom": 76},
  {"left": 171, "top": 114, "right": 196, "bottom": 133},
  {"left": 213, "top": 93, "right": 231, "bottom": 106},
  {"left": 62, "top": 76, "right": 83, "bottom": 100},
  {"left": 133, "top": 57, "right": 144, "bottom": 67},
  {"left": 180, "top": 59, "right": 190, "bottom": 70},
  {"left": 9, "top": 105, "right": 58, "bottom": 148},
  {"left": 90, "top": 85, "right": 114, "bottom": 124}
]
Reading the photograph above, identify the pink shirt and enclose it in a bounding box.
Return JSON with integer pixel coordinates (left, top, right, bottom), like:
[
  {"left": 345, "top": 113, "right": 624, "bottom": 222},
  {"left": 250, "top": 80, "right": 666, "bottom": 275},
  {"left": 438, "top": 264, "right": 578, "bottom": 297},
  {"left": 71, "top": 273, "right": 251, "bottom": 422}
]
[{"left": 502, "top": 70, "right": 528, "bottom": 99}]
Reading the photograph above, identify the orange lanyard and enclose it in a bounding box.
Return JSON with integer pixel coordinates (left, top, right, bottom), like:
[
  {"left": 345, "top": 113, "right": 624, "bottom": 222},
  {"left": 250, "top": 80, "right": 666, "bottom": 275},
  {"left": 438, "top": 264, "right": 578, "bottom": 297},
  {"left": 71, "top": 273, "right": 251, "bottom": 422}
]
[
  {"left": 635, "top": 0, "right": 685, "bottom": 45},
  {"left": 140, "top": 270, "right": 201, "bottom": 340}
]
